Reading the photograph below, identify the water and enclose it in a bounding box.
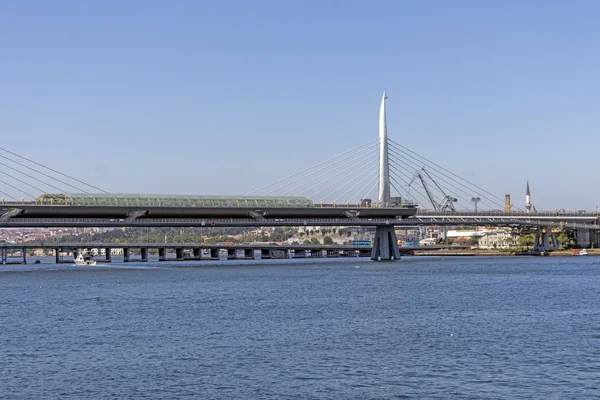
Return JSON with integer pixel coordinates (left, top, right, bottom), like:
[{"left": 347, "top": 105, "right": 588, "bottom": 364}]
[{"left": 2, "top": 257, "right": 600, "bottom": 399}]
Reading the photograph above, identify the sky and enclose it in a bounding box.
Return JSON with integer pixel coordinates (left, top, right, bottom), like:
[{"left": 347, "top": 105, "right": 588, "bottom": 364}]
[{"left": 1, "top": 1, "right": 599, "bottom": 210}]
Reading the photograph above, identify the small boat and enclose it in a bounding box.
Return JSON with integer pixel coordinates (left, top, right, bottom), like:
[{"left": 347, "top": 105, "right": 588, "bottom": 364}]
[
  {"left": 571, "top": 248, "right": 588, "bottom": 256},
  {"left": 74, "top": 250, "right": 97, "bottom": 266}
]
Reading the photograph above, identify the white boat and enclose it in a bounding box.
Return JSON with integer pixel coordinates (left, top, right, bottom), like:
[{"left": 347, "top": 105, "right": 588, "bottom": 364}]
[
  {"left": 571, "top": 248, "right": 588, "bottom": 256},
  {"left": 74, "top": 250, "right": 97, "bottom": 266}
]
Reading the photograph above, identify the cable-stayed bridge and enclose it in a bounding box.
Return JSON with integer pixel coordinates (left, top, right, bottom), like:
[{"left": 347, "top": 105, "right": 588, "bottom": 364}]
[{"left": 0, "top": 92, "right": 598, "bottom": 259}]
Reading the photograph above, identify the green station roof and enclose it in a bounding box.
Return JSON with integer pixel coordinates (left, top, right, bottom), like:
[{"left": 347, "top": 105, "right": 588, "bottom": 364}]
[{"left": 37, "top": 193, "right": 315, "bottom": 208}]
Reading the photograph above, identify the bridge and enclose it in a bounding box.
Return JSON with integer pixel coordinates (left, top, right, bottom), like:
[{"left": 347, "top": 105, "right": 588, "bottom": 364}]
[
  {"left": 0, "top": 242, "right": 454, "bottom": 265},
  {"left": 0, "top": 92, "right": 597, "bottom": 260}
]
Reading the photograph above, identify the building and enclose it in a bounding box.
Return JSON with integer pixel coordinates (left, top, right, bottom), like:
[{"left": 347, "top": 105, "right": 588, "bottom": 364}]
[{"left": 478, "top": 229, "right": 519, "bottom": 249}]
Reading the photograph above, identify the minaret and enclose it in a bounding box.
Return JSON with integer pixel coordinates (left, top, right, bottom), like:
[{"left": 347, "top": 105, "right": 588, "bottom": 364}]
[
  {"left": 525, "top": 181, "right": 532, "bottom": 213},
  {"left": 378, "top": 91, "right": 391, "bottom": 204}
]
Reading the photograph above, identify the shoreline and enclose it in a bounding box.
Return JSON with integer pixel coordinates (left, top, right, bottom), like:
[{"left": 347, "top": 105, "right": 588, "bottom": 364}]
[{"left": 411, "top": 249, "right": 600, "bottom": 257}]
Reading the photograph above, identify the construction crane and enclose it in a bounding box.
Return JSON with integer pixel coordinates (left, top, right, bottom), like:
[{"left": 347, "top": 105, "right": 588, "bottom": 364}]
[{"left": 408, "top": 167, "right": 457, "bottom": 212}]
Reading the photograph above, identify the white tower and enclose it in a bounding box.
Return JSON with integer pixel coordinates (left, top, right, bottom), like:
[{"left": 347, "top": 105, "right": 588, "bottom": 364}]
[
  {"left": 378, "top": 91, "right": 391, "bottom": 204},
  {"left": 525, "top": 181, "right": 532, "bottom": 213}
]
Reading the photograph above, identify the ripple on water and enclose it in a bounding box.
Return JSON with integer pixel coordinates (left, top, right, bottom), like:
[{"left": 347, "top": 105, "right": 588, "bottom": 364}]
[{"left": 1, "top": 257, "right": 599, "bottom": 398}]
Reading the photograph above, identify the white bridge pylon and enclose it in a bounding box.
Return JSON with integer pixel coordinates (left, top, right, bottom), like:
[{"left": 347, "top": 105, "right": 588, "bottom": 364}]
[
  {"left": 378, "top": 91, "right": 390, "bottom": 204},
  {"left": 250, "top": 92, "right": 507, "bottom": 212}
]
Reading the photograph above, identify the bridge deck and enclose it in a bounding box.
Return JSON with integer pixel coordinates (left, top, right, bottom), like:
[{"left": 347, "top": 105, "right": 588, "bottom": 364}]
[{"left": 1, "top": 205, "right": 417, "bottom": 219}]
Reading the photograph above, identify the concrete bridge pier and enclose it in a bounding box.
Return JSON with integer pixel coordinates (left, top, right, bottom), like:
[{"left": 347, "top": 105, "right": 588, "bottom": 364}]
[
  {"left": 175, "top": 248, "right": 184, "bottom": 260},
  {"left": 293, "top": 249, "right": 306, "bottom": 258},
  {"left": 341, "top": 250, "right": 357, "bottom": 257},
  {"left": 261, "top": 249, "right": 272, "bottom": 259},
  {"left": 140, "top": 248, "right": 148, "bottom": 262},
  {"left": 325, "top": 249, "right": 340, "bottom": 258},
  {"left": 533, "top": 228, "right": 559, "bottom": 252},
  {"left": 371, "top": 226, "right": 400, "bottom": 261},
  {"left": 227, "top": 248, "right": 237, "bottom": 260},
  {"left": 209, "top": 248, "right": 220, "bottom": 260},
  {"left": 105, "top": 248, "right": 112, "bottom": 262},
  {"left": 271, "top": 249, "right": 289, "bottom": 259},
  {"left": 358, "top": 249, "right": 371, "bottom": 257},
  {"left": 244, "top": 249, "right": 255, "bottom": 259},
  {"left": 55, "top": 248, "right": 60, "bottom": 264},
  {"left": 158, "top": 248, "right": 167, "bottom": 261},
  {"left": 193, "top": 248, "right": 201, "bottom": 260},
  {"left": 576, "top": 229, "right": 592, "bottom": 248},
  {"left": 1, "top": 247, "right": 6, "bottom": 264},
  {"left": 123, "top": 248, "right": 130, "bottom": 262}
]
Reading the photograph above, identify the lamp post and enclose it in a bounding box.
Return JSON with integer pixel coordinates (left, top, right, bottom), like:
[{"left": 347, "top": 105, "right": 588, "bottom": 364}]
[
  {"left": 471, "top": 197, "right": 481, "bottom": 213},
  {"left": 471, "top": 197, "right": 481, "bottom": 247}
]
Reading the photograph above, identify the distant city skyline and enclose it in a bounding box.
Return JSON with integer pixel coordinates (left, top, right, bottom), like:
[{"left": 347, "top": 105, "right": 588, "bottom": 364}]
[{"left": 1, "top": 1, "right": 599, "bottom": 209}]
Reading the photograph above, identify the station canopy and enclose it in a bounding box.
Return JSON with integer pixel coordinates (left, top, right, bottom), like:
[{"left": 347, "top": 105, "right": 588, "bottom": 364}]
[{"left": 37, "top": 193, "right": 315, "bottom": 208}]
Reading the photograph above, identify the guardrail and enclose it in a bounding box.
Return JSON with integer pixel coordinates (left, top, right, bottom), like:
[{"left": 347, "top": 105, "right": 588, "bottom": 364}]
[
  {"left": 417, "top": 210, "right": 599, "bottom": 217},
  {"left": 0, "top": 216, "right": 598, "bottom": 229}
]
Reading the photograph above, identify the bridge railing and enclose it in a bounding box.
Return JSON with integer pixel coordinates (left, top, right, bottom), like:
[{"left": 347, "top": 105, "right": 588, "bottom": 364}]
[{"left": 416, "top": 210, "right": 598, "bottom": 217}]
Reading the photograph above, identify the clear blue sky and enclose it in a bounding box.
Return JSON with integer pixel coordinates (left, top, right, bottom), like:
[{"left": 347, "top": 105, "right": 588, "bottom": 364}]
[{"left": 1, "top": 1, "right": 599, "bottom": 209}]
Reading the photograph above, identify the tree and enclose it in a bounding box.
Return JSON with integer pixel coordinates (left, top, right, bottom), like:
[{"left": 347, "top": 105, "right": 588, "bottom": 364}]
[
  {"left": 310, "top": 237, "right": 320, "bottom": 245},
  {"left": 556, "top": 230, "right": 576, "bottom": 248},
  {"left": 469, "top": 234, "right": 479, "bottom": 247},
  {"left": 519, "top": 234, "right": 535, "bottom": 247},
  {"left": 323, "top": 236, "right": 334, "bottom": 245}
]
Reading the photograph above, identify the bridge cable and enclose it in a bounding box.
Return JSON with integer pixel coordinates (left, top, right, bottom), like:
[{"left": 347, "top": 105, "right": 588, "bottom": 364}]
[
  {"left": 311, "top": 151, "right": 379, "bottom": 201},
  {"left": 287, "top": 144, "right": 379, "bottom": 197},
  {"left": 387, "top": 157, "right": 442, "bottom": 207},
  {"left": 388, "top": 153, "right": 476, "bottom": 210},
  {"left": 246, "top": 139, "right": 377, "bottom": 195},
  {"left": 0, "top": 178, "right": 35, "bottom": 199},
  {"left": 388, "top": 139, "right": 506, "bottom": 209},
  {"left": 0, "top": 147, "right": 108, "bottom": 194},
  {"left": 387, "top": 143, "right": 490, "bottom": 207},
  {"left": 387, "top": 141, "right": 499, "bottom": 208},
  {"left": 0, "top": 161, "right": 72, "bottom": 194},
  {"left": 387, "top": 145, "right": 499, "bottom": 210},
  {"left": 331, "top": 164, "right": 379, "bottom": 203},
  {"left": 0, "top": 189, "right": 18, "bottom": 201},
  {"left": 0, "top": 170, "right": 48, "bottom": 196},
  {"left": 387, "top": 164, "right": 432, "bottom": 208},
  {"left": 0, "top": 154, "right": 94, "bottom": 195},
  {"left": 263, "top": 141, "right": 378, "bottom": 196},
  {"left": 360, "top": 175, "right": 380, "bottom": 202},
  {"left": 297, "top": 146, "right": 379, "bottom": 199}
]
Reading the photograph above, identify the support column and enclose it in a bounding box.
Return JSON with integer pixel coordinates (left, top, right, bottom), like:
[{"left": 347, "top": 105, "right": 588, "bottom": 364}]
[
  {"left": 378, "top": 91, "right": 390, "bottom": 205},
  {"left": 210, "top": 248, "right": 220, "bottom": 259},
  {"left": 326, "top": 249, "right": 340, "bottom": 257},
  {"left": 175, "top": 248, "right": 184, "bottom": 260},
  {"left": 105, "top": 248, "right": 112, "bottom": 262},
  {"left": 123, "top": 248, "right": 130, "bottom": 262},
  {"left": 55, "top": 248, "right": 60, "bottom": 264},
  {"left": 292, "top": 249, "right": 304, "bottom": 258},
  {"left": 22, "top": 248, "right": 27, "bottom": 264},
  {"left": 193, "top": 248, "right": 201, "bottom": 259},
  {"left": 371, "top": 226, "right": 400, "bottom": 261},
  {"left": 261, "top": 249, "right": 272, "bottom": 259},
  {"left": 141, "top": 248, "right": 148, "bottom": 262},
  {"left": 158, "top": 248, "right": 166, "bottom": 261},
  {"left": 310, "top": 249, "right": 323, "bottom": 258},
  {"left": 244, "top": 249, "right": 255, "bottom": 259},
  {"left": 533, "top": 228, "right": 559, "bottom": 252},
  {"left": 576, "top": 229, "right": 591, "bottom": 248},
  {"left": 358, "top": 249, "right": 371, "bottom": 257},
  {"left": 227, "top": 248, "right": 237, "bottom": 260}
]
